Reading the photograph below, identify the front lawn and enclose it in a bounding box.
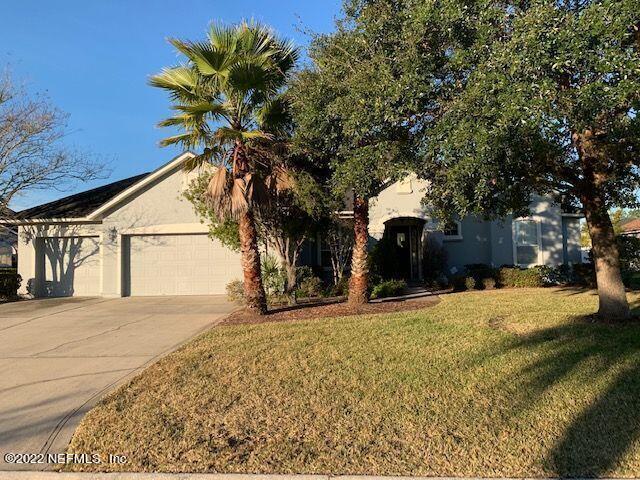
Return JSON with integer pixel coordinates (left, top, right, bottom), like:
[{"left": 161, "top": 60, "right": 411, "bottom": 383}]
[{"left": 67, "top": 288, "right": 640, "bottom": 477}]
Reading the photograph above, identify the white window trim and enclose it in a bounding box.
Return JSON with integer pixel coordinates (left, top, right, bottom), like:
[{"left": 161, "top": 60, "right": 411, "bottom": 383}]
[
  {"left": 512, "top": 218, "right": 543, "bottom": 267},
  {"left": 443, "top": 220, "right": 463, "bottom": 241}
]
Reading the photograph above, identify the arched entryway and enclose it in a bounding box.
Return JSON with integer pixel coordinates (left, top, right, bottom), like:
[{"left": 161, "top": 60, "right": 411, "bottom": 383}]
[{"left": 381, "top": 217, "right": 426, "bottom": 282}]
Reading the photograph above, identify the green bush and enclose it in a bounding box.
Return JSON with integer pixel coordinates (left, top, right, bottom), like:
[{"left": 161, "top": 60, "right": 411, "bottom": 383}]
[
  {"left": 369, "top": 236, "right": 400, "bottom": 279},
  {"left": 451, "top": 274, "right": 467, "bottom": 292},
  {"left": 497, "top": 266, "right": 545, "bottom": 288},
  {"left": 483, "top": 277, "right": 496, "bottom": 290},
  {"left": 295, "top": 265, "right": 315, "bottom": 287},
  {"left": 328, "top": 275, "right": 350, "bottom": 297},
  {"left": 0, "top": 269, "right": 20, "bottom": 298},
  {"left": 371, "top": 279, "right": 407, "bottom": 299},
  {"left": 422, "top": 236, "right": 448, "bottom": 286},
  {"left": 297, "top": 276, "right": 324, "bottom": 298},
  {"left": 464, "top": 276, "right": 477, "bottom": 290},
  {"left": 225, "top": 279, "right": 245, "bottom": 304},
  {"left": 261, "top": 255, "right": 286, "bottom": 296}
]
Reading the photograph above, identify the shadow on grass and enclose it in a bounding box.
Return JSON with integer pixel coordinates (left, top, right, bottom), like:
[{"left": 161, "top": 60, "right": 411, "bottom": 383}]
[{"left": 499, "top": 317, "right": 640, "bottom": 476}]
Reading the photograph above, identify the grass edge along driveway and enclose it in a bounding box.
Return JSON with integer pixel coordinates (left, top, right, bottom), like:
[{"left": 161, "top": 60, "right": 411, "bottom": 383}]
[{"left": 67, "top": 288, "right": 640, "bottom": 477}]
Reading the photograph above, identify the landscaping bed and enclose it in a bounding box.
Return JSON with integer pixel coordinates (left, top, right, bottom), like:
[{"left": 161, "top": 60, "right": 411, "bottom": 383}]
[
  {"left": 67, "top": 288, "right": 640, "bottom": 477},
  {"left": 221, "top": 294, "right": 439, "bottom": 326}
]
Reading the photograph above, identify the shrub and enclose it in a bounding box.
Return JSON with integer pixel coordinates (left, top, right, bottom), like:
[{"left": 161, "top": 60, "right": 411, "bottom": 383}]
[
  {"left": 422, "top": 236, "right": 448, "bottom": 285},
  {"left": 225, "top": 280, "right": 245, "bottom": 304},
  {"left": 261, "top": 255, "right": 286, "bottom": 296},
  {"left": 465, "top": 263, "right": 497, "bottom": 280},
  {"left": 295, "top": 265, "right": 315, "bottom": 287},
  {"left": 483, "top": 277, "right": 496, "bottom": 290},
  {"left": 328, "top": 275, "right": 350, "bottom": 297},
  {"left": 571, "top": 263, "right": 596, "bottom": 287},
  {"left": 618, "top": 236, "right": 640, "bottom": 272},
  {"left": 452, "top": 274, "right": 468, "bottom": 292},
  {"left": 297, "top": 276, "right": 324, "bottom": 298},
  {"left": 497, "top": 266, "right": 545, "bottom": 288},
  {"left": 464, "top": 276, "right": 477, "bottom": 290},
  {"left": 371, "top": 279, "right": 407, "bottom": 299},
  {"left": 0, "top": 269, "right": 20, "bottom": 298},
  {"left": 369, "top": 236, "right": 399, "bottom": 279}
]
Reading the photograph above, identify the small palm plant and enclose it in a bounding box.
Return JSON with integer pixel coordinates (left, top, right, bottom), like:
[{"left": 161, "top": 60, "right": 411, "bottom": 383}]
[{"left": 150, "top": 21, "right": 299, "bottom": 314}]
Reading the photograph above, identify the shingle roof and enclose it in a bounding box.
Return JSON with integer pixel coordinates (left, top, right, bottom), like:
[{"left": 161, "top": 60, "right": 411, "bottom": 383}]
[
  {"left": 622, "top": 219, "right": 640, "bottom": 233},
  {"left": 11, "top": 173, "right": 150, "bottom": 220}
]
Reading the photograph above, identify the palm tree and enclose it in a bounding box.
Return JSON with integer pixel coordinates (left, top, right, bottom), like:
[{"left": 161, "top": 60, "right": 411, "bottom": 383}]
[{"left": 150, "top": 21, "right": 299, "bottom": 314}]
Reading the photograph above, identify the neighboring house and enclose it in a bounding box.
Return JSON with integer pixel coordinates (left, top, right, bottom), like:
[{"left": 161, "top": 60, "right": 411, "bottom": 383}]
[
  {"left": 0, "top": 152, "right": 583, "bottom": 298},
  {"left": 0, "top": 208, "right": 17, "bottom": 267},
  {"left": 620, "top": 219, "right": 640, "bottom": 238}
]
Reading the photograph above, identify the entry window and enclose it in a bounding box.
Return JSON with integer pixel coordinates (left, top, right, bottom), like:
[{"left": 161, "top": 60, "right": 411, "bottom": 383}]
[
  {"left": 443, "top": 220, "right": 462, "bottom": 240},
  {"left": 514, "top": 220, "right": 540, "bottom": 266},
  {"left": 396, "top": 232, "right": 406, "bottom": 248}
]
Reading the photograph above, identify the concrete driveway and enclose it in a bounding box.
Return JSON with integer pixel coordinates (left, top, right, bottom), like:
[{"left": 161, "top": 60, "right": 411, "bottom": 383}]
[{"left": 0, "top": 296, "right": 235, "bottom": 470}]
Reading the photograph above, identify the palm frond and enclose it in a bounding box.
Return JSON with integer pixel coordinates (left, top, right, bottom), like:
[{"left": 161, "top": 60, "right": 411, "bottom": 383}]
[
  {"left": 183, "top": 146, "right": 225, "bottom": 171},
  {"left": 237, "top": 20, "right": 274, "bottom": 58},
  {"left": 158, "top": 132, "right": 201, "bottom": 148},
  {"left": 230, "top": 177, "right": 249, "bottom": 217},
  {"left": 169, "top": 38, "right": 230, "bottom": 77},
  {"left": 208, "top": 22, "right": 238, "bottom": 54},
  {"left": 148, "top": 66, "right": 199, "bottom": 102},
  {"left": 255, "top": 95, "right": 291, "bottom": 133},
  {"left": 243, "top": 172, "right": 271, "bottom": 210},
  {"left": 173, "top": 102, "right": 230, "bottom": 123},
  {"left": 241, "top": 130, "right": 273, "bottom": 141},
  {"left": 206, "top": 167, "right": 232, "bottom": 219},
  {"left": 265, "top": 165, "right": 295, "bottom": 193},
  {"left": 227, "top": 60, "right": 270, "bottom": 94}
]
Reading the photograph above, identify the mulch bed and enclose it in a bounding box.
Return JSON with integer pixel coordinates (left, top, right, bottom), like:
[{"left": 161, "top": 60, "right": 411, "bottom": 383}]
[{"left": 220, "top": 295, "right": 441, "bottom": 326}]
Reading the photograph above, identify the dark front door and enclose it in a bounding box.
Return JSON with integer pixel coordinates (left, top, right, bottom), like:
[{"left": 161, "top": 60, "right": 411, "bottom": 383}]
[{"left": 387, "top": 225, "right": 412, "bottom": 280}]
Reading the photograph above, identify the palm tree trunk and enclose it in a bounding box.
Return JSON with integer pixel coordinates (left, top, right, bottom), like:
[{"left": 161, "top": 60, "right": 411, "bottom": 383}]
[
  {"left": 349, "top": 195, "right": 369, "bottom": 305},
  {"left": 239, "top": 210, "right": 267, "bottom": 314}
]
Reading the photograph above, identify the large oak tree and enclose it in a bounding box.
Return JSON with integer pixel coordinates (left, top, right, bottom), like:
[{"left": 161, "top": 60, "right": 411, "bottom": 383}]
[{"left": 416, "top": 0, "right": 640, "bottom": 320}]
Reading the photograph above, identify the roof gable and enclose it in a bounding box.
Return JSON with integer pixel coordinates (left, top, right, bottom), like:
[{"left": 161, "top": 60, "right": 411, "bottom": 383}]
[
  {"left": 4, "top": 152, "right": 196, "bottom": 223},
  {"left": 13, "top": 173, "right": 149, "bottom": 220}
]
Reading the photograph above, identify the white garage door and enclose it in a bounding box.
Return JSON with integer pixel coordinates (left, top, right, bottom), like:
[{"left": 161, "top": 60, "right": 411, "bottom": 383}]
[
  {"left": 41, "top": 237, "right": 101, "bottom": 297},
  {"left": 126, "top": 234, "right": 242, "bottom": 296}
]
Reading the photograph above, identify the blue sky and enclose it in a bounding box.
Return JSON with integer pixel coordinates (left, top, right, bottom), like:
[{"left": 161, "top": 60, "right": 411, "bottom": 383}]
[{"left": 2, "top": 0, "right": 342, "bottom": 210}]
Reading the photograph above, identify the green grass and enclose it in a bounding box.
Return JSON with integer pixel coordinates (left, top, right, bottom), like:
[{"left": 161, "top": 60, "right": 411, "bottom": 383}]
[{"left": 68, "top": 288, "right": 640, "bottom": 477}]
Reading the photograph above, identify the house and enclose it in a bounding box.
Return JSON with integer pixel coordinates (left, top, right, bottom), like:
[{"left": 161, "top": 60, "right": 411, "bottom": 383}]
[
  {"left": 299, "top": 174, "right": 583, "bottom": 282},
  {"left": 620, "top": 219, "right": 640, "bottom": 238},
  {"left": 1, "top": 152, "right": 583, "bottom": 298},
  {"left": 0, "top": 208, "right": 17, "bottom": 267}
]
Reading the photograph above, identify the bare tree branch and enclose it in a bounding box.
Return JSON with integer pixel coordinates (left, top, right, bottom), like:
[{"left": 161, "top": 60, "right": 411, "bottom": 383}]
[{"left": 0, "top": 69, "right": 107, "bottom": 211}]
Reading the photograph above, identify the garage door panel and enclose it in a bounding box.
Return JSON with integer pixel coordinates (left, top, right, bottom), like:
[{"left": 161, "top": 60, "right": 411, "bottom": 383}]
[
  {"left": 127, "top": 234, "right": 241, "bottom": 296},
  {"left": 41, "top": 237, "right": 101, "bottom": 297}
]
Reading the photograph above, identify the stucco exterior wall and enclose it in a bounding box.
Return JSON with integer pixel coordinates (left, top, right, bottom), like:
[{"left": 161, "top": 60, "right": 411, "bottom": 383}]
[
  {"left": 562, "top": 217, "right": 583, "bottom": 264},
  {"left": 369, "top": 175, "right": 431, "bottom": 239},
  {"left": 17, "top": 223, "right": 102, "bottom": 295}
]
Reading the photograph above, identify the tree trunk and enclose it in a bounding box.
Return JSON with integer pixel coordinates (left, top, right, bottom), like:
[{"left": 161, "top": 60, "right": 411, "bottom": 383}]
[
  {"left": 348, "top": 195, "right": 369, "bottom": 305},
  {"left": 582, "top": 194, "right": 630, "bottom": 320},
  {"left": 574, "top": 129, "right": 630, "bottom": 320},
  {"left": 239, "top": 210, "right": 267, "bottom": 314},
  {"left": 284, "top": 261, "right": 297, "bottom": 304}
]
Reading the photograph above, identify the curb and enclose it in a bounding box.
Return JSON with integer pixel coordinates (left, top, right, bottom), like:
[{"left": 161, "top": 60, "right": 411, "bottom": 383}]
[{"left": 0, "top": 474, "right": 629, "bottom": 480}]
